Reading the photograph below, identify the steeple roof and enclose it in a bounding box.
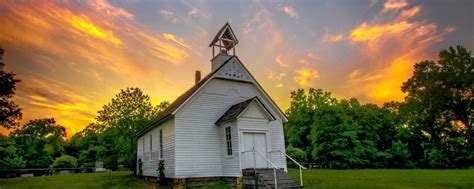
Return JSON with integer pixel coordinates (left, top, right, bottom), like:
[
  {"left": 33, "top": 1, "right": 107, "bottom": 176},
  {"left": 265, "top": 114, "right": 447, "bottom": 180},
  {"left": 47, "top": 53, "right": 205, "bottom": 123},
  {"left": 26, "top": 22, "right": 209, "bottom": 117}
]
[{"left": 209, "top": 23, "right": 239, "bottom": 51}]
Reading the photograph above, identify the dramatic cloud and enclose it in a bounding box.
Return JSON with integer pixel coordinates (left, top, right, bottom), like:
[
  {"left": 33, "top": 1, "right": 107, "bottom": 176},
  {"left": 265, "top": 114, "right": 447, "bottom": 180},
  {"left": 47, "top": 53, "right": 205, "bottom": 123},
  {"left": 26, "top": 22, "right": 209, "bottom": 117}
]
[
  {"left": 14, "top": 74, "right": 97, "bottom": 135},
  {"left": 0, "top": 0, "right": 467, "bottom": 135},
  {"left": 0, "top": 0, "right": 196, "bottom": 135},
  {"left": 346, "top": 3, "right": 454, "bottom": 103},
  {"left": 350, "top": 21, "right": 412, "bottom": 50},
  {"left": 68, "top": 15, "right": 123, "bottom": 45}
]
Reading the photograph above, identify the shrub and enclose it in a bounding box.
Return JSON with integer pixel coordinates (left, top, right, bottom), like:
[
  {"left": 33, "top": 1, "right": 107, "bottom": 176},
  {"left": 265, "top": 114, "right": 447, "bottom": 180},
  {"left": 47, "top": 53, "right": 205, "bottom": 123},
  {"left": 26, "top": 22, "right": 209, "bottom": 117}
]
[
  {"left": 51, "top": 155, "right": 78, "bottom": 168},
  {"left": 157, "top": 160, "right": 165, "bottom": 184},
  {"left": 137, "top": 158, "right": 143, "bottom": 176},
  {"left": 286, "top": 145, "right": 307, "bottom": 166}
]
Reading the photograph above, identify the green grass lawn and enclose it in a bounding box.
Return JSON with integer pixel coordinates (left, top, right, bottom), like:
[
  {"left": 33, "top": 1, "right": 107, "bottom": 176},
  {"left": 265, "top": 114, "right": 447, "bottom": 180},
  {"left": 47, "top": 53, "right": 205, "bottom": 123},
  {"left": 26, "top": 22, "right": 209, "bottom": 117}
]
[
  {"left": 288, "top": 168, "right": 474, "bottom": 189},
  {"left": 1, "top": 169, "right": 473, "bottom": 189},
  {"left": 0, "top": 171, "right": 159, "bottom": 189}
]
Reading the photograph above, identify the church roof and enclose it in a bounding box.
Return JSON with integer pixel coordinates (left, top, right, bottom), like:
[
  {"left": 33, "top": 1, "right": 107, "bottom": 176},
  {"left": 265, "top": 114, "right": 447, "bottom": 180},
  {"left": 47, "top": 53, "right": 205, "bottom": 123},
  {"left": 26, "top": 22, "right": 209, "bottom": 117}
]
[
  {"left": 136, "top": 56, "right": 235, "bottom": 137},
  {"left": 215, "top": 96, "right": 275, "bottom": 125}
]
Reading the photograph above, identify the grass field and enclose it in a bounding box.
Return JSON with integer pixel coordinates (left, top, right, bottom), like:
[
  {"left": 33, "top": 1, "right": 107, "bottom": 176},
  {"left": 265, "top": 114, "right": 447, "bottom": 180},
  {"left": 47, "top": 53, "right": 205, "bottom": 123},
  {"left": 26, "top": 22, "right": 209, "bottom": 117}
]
[
  {"left": 288, "top": 168, "right": 474, "bottom": 189},
  {"left": 0, "top": 171, "right": 157, "bottom": 189},
  {"left": 0, "top": 169, "right": 473, "bottom": 189}
]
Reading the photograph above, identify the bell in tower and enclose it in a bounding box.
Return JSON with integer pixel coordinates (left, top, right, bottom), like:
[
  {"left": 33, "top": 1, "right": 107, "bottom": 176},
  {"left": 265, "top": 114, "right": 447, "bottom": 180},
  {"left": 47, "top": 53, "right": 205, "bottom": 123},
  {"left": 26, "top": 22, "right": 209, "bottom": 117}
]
[{"left": 209, "top": 23, "right": 239, "bottom": 71}]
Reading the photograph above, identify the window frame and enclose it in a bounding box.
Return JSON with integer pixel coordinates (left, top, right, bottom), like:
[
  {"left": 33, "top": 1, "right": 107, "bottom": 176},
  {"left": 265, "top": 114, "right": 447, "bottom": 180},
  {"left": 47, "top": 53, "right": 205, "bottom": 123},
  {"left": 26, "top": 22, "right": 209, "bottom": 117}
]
[
  {"left": 159, "top": 129, "right": 163, "bottom": 159},
  {"left": 225, "top": 126, "right": 232, "bottom": 156},
  {"left": 142, "top": 138, "right": 145, "bottom": 158},
  {"left": 149, "top": 134, "right": 152, "bottom": 161}
]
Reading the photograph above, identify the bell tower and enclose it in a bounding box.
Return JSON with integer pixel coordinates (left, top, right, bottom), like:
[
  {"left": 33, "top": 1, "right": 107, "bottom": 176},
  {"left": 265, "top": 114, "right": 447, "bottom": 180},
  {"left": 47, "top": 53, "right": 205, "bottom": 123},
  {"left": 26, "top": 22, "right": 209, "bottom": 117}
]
[{"left": 209, "top": 23, "right": 239, "bottom": 71}]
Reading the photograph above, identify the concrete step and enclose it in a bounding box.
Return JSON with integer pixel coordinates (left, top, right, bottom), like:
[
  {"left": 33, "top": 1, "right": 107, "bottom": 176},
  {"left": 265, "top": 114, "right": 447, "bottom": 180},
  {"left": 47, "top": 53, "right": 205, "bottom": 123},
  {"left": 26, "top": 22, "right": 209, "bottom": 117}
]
[{"left": 242, "top": 168, "right": 301, "bottom": 189}]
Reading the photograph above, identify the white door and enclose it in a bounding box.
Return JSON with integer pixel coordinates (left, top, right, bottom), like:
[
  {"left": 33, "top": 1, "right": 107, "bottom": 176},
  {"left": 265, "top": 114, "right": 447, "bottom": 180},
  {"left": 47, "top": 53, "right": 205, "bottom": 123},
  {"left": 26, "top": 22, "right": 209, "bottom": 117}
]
[{"left": 242, "top": 132, "right": 268, "bottom": 169}]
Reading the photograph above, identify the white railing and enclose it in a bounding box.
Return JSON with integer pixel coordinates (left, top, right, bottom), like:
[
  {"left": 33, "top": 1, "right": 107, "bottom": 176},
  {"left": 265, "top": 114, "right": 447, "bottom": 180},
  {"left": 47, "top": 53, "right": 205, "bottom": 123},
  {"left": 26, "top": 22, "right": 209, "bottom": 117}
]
[
  {"left": 241, "top": 148, "right": 279, "bottom": 188},
  {"left": 268, "top": 150, "right": 307, "bottom": 187}
]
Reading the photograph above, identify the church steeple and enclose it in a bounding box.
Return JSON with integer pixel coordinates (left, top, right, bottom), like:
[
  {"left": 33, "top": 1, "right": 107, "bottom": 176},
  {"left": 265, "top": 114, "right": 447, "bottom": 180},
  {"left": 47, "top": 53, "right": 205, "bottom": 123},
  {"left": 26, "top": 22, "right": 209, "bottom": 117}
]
[{"left": 209, "top": 23, "right": 239, "bottom": 71}]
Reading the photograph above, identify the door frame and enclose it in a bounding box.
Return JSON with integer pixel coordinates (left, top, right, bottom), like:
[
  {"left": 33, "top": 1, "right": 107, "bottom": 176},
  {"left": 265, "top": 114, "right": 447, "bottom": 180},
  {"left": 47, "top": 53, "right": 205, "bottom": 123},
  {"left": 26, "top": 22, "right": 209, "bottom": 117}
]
[{"left": 239, "top": 129, "right": 272, "bottom": 170}]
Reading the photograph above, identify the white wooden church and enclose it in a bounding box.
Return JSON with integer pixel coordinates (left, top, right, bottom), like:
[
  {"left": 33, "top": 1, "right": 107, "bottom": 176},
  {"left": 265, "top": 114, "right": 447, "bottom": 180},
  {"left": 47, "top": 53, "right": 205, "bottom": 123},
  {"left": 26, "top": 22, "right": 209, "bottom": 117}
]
[{"left": 136, "top": 23, "right": 304, "bottom": 188}]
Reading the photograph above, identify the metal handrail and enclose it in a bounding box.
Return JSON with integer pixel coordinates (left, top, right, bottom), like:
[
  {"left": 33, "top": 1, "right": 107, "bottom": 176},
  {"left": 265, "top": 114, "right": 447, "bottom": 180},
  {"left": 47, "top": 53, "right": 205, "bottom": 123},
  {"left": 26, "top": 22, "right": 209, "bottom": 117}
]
[
  {"left": 254, "top": 150, "right": 279, "bottom": 169},
  {"left": 268, "top": 150, "right": 307, "bottom": 169},
  {"left": 268, "top": 150, "right": 306, "bottom": 186},
  {"left": 241, "top": 149, "right": 279, "bottom": 188}
]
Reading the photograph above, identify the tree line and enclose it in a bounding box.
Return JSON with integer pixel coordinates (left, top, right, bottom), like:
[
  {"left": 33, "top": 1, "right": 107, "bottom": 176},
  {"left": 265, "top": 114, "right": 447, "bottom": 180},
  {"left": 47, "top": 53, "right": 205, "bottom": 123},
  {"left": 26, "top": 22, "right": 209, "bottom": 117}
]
[
  {"left": 285, "top": 46, "right": 473, "bottom": 168},
  {"left": 0, "top": 46, "right": 472, "bottom": 170},
  {"left": 0, "top": 86, "right": 169, "bottom": 170}
]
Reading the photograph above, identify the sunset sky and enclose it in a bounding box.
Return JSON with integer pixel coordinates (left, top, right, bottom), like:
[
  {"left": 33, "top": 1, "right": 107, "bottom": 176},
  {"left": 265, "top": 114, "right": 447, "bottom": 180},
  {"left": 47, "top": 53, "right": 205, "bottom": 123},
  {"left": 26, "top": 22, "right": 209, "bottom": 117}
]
[{"left": 0, "top": 0, "right": 472, "bottom": 136}]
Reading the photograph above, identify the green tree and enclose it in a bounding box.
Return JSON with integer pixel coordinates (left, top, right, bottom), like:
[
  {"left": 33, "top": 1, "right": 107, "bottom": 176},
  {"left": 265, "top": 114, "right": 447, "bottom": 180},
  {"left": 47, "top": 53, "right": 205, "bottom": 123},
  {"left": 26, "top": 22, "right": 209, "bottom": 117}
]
[
  {"left": 285, "top": 89, "right": 336, "bottom": 161},
  {"left": 94, "top": 87, "right": 168, "bottom": 168},
  {"left": 51, "top": 155, "right": 78, "bottom": 168},
  {"left": 0, "top": 134, "right": 26, "bottom": 169},
  {"left": 310, "top": 98, "right": 373, "bottom": 168},
  {"left": 0, "top": 48, "right": 22, "bottom": 129},
  {"left": 286, "top": 145, "right": 307, "bottom": 166},
  {"left": 65, "top": 123, "right": 103, "bottom": 167},
  {"left": 10, "top": 118, "right": 66, "bottom": 168},
  {"left": 385, "top": 140, "right": 414, "bottom": 168},
  {"left": 401, "top": 46, "right": 473, "bottom": 167},
  {"left": 286, "top": 89, "right": 402, "bottom": 168}
]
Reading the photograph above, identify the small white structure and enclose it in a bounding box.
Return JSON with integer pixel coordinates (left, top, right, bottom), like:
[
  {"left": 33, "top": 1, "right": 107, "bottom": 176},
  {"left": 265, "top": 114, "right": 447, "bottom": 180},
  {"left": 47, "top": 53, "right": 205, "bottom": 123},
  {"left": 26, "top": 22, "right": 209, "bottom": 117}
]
[{"left": 136, "top": 23, "right": 288, "bottom": 183}]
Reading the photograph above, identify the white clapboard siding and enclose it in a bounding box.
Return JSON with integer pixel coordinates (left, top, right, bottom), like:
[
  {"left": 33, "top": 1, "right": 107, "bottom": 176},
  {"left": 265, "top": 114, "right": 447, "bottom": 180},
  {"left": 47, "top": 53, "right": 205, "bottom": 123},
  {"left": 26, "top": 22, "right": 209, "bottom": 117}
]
[
  {"left": 220, "top": 122, "right": 240, "bottom": 177},
  {"left": 174, "top": 93, "right": 243, "bottom": 177},
  {"left": 268, "top": 119, "right": 287, "bottom": 170},
  {"left": 174, "top": 79, "right": 254, "bottom": 178},
  {"left": 240, "top": 102, "right": 272, "bottom": 120},
  {"left": 138, "top": 118, "right": 175, "bottom": 177},
  {"left": 174, "top": 78, "right": 286, "bottom": 177}
]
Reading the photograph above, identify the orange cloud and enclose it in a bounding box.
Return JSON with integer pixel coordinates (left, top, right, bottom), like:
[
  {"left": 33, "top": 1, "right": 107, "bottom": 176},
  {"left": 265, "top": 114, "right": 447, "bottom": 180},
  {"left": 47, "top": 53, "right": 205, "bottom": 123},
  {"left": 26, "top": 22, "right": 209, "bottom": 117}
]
[
  {"left": 68, "top": 15, "right": 122, "bottom": 46},
  {"left": 350, "top": 21, "right": 412, "bottom": 42},
  {"left": 267, "top": 71, "right": 288, "bottom": 88},
  {"left": 276, "top": 55, "right": 289, "bottom": 67},
  {"left": 322, "top": 33, "right": 344, "bottom": 43},
  {"left": 294, "top": 68, "right": 319, "bottom": 87},
  {"left": 13, "top": 75, "right": 97, "bottom": 137},
  {"left": 346, "top": 57, "right": 412, "bottom": 103},
  {"left": 397, "top": 6, "right": 421, "bottom": 21},
  {"left": 345, "top": 3, "right": 454, "bottom": 104},
  {"left": 163, "top": 33, "right": 201, "bottom": 56},
  {"left": 383, "top": 0, "right": 408, "bottom": 11},
  {"left": 0, "top": 0, "right": 196, "bottom": 136},
  {"left": 164, "top": 33, "right": 187, "bottom": 47},
  {"left": 86, "top": 0, "right": 134, "bottom": 20},
  {"left": 267, "top": 72, "right": 287, "bottom": 80}
]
